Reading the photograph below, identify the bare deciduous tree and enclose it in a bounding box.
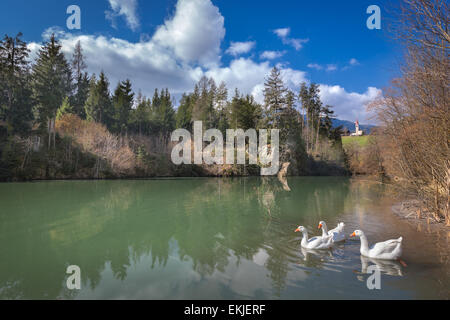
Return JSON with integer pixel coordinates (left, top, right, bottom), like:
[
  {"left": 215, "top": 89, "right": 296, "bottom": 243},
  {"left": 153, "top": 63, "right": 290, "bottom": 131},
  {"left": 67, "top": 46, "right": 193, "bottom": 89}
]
[{"left": 370, "top": 0, "right": 449, "bottom": 225}]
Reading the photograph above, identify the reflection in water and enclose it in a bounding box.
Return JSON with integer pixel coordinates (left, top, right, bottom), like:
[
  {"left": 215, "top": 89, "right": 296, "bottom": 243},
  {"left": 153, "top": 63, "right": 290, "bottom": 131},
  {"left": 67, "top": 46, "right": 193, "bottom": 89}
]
[
  {"left": 0, "top": 177, "right": 448, "bottom": 299},
  {"left": 300, "top": 247, "right": 332, "bottom": 263},
  {"left": 278, "top": 171, "right": 291, "bottom": 192},
  {"left": 360, "top": 256, "right": 403, "bottom": 277}
]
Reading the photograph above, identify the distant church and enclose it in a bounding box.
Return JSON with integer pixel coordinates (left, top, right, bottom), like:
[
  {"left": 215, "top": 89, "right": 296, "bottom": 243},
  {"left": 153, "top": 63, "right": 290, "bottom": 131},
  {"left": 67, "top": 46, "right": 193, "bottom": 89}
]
[{"left": 351, "top": 120, "right": 364, "bottom": 136}]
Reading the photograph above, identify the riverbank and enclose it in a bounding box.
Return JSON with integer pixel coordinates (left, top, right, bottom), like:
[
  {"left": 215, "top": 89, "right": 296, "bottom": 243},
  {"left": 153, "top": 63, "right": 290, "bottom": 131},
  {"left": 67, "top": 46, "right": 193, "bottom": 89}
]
[{"left": 392, "top": 199, "right": 450, "bottom": 232}]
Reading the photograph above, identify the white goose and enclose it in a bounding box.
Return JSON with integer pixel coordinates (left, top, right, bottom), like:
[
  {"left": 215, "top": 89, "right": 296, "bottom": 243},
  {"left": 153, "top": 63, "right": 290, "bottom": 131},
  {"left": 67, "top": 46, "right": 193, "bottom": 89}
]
[
  {"left": 318, "top": 221, "right": 346, "bottom": 242},
  {"left": 350, "top": 230, "right": 403, "bottom": 260},
  {"left": 295, "top": 226, "right": 333, "bottom": 250}
]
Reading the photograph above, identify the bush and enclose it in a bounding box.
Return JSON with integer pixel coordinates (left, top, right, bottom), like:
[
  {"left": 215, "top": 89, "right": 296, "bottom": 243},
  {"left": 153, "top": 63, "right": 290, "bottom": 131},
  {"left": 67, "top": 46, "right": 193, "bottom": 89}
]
[{"left": 56, "top": 114, "right": 136, "bottom": 176}]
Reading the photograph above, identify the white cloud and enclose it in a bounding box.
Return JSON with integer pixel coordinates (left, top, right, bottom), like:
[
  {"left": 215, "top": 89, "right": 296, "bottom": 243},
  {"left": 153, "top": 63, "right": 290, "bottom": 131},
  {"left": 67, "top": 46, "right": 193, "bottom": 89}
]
[
  {"left": 206, "top": 58, "right": 273, "bottom": 103},
  {"left": 308, "top": 63, "right": 337, "bottom": 72},
  {"left": 349, "top": 58, "right": 359, "bottom": 66},
  {"left": 28, "top": 0, "right": 380, "bottom": 124},
  {"left": 42, "top": 26, "right": 66, "bottom": 40},
  {"left": 319, "top": 85, "right": 382, "bottom": 122},
  {"left": 307, "top": 63, "right": 323, "bottom": 70},
  {"left": 326, "top": 64, "right": 338, "bottom": 72},
  {"left": 28, "top": 0, "right": 225, "bottom": 97},
  {"left": 341, "top": 58, "right": 360, "bottom": 71},
  {"left": 152, "top": 0, "right": 225, "bottom": 67},
  {"left": 205, "top": 58, "right": 308, "bottom": 105},
  {"left": 287, "top": 38, "right": 309, "bottom": 51},
  {"left": 279, "top": 67, "right": 308, "bottom": 91},
  {"left": 260, "top": 51, "right": 285, "bottom": 60},
  {"left": 106, "top": 0, "right": 140, "bottom": 31},
  {"left": 226, "top": 41, "right": 256, "bottom": 56},
  {"left": 273, "top": 27, "right": 308, "bottom": 51},
  {"left": 273, "top": 28, "right": 290, "bottom": 38},
  {"left": 45, "top": 33, "right": 201, "bottom": 95}
]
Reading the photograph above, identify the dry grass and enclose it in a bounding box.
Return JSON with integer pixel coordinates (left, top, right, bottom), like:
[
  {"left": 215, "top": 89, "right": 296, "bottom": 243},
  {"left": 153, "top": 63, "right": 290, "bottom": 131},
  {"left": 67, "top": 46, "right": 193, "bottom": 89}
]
[{"left": 56, "top": 114, "right": 136, "bottom": 176}]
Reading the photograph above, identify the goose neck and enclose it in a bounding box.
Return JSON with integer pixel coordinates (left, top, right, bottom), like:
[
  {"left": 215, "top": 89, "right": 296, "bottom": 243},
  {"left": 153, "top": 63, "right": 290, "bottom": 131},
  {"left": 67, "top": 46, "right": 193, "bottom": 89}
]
[
  {"left": 359, "top": 233, "right": 370, "bottom": 252},
  {"left": 321, "top": 224, "right": 329, "bottom": 237},
  {"left": 301, "top": 230, "right": 309, "bottom": 245}
]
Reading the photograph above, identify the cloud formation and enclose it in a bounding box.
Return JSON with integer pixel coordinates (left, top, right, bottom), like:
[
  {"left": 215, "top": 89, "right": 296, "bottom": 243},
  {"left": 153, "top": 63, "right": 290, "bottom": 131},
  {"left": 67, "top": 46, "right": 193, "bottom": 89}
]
[
  {"left": 106, "top": 0, "right": 140, "bottom": 31},
  {"left": 273, "top": 28, "right": 290, "bottom": 38},
  {"left": 28, "top": 0, "right": 379, "bottom": 123},
  {"left": 319, "top": 85, "right": 381, "bottom": 122},
  {"left": 260, "top": 51, "right": 285, "bottom": 60},
  {"left": 307, "top": 63, "right": 338, "bottom": 72},
  {"left": 307, "top": 63, "right": 323, "bottom": 70},
  {"left": 349, "top": 58, "right": 359, "bottom": 66},
  {"left": 273, "top": 27, "right": 309, "bottom": 51},
  {"left": 226, "top": 41, "right": 256, "bottom": 56},
  {"left": 326, "top": 64, "right": 337, "bottom": 72},
  {"left": 152, "top": 0, "right": 225, "bottom": 67}
]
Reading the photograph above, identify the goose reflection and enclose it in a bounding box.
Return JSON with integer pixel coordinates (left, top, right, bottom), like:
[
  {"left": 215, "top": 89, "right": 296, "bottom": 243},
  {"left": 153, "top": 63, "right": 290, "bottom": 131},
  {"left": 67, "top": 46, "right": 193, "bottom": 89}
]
[
  {"left": 300, "top": 246, "right": 333, "bottom": 265},
  {"left": 360, "top": 256, "right": 404, "bottom": 277}
]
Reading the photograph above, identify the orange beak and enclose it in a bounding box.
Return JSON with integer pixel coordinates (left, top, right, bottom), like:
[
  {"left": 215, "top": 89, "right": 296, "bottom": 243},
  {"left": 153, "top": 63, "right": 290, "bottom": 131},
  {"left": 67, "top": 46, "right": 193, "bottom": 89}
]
[
  {"left": 318, "top": 223, "right": 322, "bottom": 229},
  {"left": 295, "top": 228, "right": 300, "bottom": 233},
  {"left": 350, "top": 232, "right": 356, "bottom": 237}
]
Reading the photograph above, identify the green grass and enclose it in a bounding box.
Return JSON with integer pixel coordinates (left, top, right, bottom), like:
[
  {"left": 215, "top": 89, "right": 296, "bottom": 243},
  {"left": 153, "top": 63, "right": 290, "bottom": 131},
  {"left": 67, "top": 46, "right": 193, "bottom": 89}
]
[{"left": 342, "top": 135, "right": 371, "bottom": 148}]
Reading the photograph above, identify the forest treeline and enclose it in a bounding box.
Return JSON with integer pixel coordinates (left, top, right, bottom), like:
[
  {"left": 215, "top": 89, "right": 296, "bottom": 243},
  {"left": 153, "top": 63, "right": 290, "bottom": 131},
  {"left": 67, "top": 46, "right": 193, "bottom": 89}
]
[{"left": 0, "top": 33, "right": 347, "bottom": 180}]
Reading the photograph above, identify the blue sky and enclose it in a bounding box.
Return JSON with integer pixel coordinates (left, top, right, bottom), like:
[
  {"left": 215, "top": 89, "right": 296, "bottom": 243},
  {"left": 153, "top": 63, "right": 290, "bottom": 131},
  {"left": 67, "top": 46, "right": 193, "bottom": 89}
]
[{"left": 0, "top": 0, "right": 403, "bottom": 123}]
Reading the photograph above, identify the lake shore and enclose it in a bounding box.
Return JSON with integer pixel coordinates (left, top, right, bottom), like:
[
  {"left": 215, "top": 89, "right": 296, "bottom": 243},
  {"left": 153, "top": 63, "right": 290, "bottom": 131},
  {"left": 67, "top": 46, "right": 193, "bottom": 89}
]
[{"left": 391, "top": 199, "right": 450, "bottom": 232}]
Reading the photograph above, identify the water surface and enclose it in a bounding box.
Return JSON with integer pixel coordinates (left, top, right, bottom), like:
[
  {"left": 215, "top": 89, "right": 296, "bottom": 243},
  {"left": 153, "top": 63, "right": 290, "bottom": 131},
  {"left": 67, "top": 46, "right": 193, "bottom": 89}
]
[{"left": 0, "top": 177, "right": 448, "bottom": 299}]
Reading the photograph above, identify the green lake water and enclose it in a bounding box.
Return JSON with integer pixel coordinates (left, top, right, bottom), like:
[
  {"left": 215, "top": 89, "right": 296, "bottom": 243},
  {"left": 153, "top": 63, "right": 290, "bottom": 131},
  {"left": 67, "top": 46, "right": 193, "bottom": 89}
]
[{"left": 0, "top": 177, "right": 448, "bottom": 300}]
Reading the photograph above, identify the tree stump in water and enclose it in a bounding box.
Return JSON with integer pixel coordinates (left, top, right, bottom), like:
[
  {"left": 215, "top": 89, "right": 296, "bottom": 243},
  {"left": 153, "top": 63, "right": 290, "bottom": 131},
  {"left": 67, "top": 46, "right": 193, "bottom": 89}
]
[
  {"left": 277, "top": 162, "right": 290, "bottom": 179},
  {"left": 277, "top": 163, "right": 291, "bottom": 191}
]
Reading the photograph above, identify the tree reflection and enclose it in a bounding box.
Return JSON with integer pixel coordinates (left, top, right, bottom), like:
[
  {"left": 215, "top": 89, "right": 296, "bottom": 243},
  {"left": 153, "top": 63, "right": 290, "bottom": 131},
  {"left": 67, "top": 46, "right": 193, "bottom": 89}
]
[{"left": 0, "top": 177, "right": 352, "bottom": 299}]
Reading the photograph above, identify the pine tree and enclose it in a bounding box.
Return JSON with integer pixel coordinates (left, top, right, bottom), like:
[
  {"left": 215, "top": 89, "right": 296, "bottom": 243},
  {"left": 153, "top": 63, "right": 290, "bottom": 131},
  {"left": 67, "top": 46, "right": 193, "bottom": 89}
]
[
  {"left": 112, "top": 79, "right": 134, "bottom": 134},
  {"left": 281, "top": 89, "right": 304, "bottom": 162},
  {"left": 229, "top": 89, "right": 241, "bottom": 129},
  {"left": 56, "top": 97, "right": 74, "bottom": 120},
  {"left": 32, "top": 34, "right": 72, "bottom": 146},
  {"left": 215, "top": 81, "right": 229, "bottom": 134},
  {"left": 321, "top": 105, "right": 342, "bottom": 144},
  {"left": 71, "top": 41, "right": 89, "bottom": 119},
  {"left": 320, "top": 105, "right": 335, "bottom": 137},
  {"left": 281, "top": 89, "right": 300, "bottom": 140},
  {"left": 0, "top": 33, "right": 34, "bottom": 136},
  {"left": 299, "top": 82, "right": 322, "bottom": 153},
  {"left": 151, "top": 88, "right": 160, "bottom": 110},
  {"left": 71, "top": 41, "right": 87, "bottom": 80},
  {"left": 263, "top": 67, "right": 287, "bottom": 128},
  {"left": 176, "top": 93, "right": 193, "bottom": 130},
  {"left": 191, "top": 76, "right": 217, "bottom": 128},
  {"left": 130, "top": 91, "right": 151, "bottom": 135},
  {"left": 71, "top": 72, "right": 89, "bottom": 119},
  {"left": 232, "top": 95, "right": 262, "bottom": 130},
  {"left": 215, "top": 81, "right": 228, "bottom": 111},
  {"left": 84, "top": 72, "right": 113, "bottom": 126},
  {"left": 84, "top": 74, "right": 97, "bottom": 121},
  {"left": 155, "top": 88, "right": 175, "bottom": 136}
]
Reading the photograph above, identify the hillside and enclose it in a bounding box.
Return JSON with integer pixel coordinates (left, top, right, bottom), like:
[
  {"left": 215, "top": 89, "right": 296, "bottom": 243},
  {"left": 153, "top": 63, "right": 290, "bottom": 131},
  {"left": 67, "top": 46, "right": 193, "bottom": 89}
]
[
  {"left": 342, "top": 136, "right": 372, "bottom": 147},
  {"left": 332, "top": 119, "right": 376, "bottom": 134}
]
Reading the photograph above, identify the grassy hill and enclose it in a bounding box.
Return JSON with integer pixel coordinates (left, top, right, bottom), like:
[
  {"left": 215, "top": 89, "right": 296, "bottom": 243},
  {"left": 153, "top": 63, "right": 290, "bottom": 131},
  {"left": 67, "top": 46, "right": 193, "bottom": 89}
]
[{"left": 342, "top": 135, "right": 371, "bottom": 148}]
